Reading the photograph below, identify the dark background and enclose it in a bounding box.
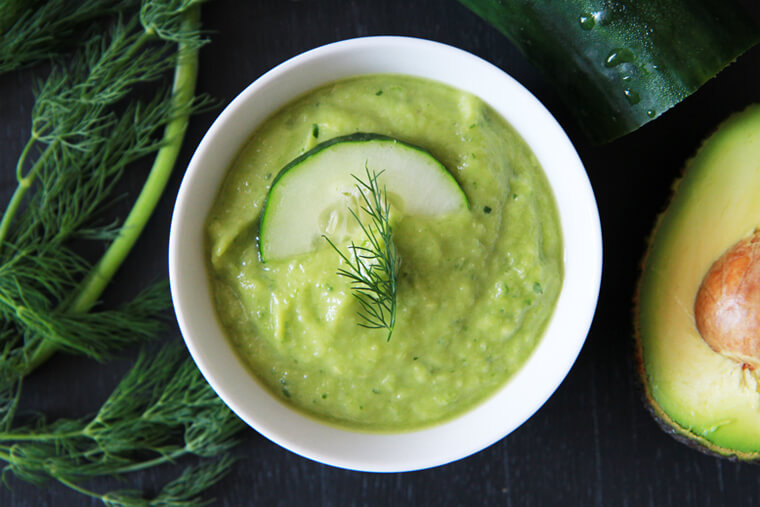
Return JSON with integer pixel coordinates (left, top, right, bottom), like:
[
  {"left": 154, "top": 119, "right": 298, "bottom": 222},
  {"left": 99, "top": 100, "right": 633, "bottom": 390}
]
[{"left": 2, "top": 1, "right": 760, "bottom": 505}]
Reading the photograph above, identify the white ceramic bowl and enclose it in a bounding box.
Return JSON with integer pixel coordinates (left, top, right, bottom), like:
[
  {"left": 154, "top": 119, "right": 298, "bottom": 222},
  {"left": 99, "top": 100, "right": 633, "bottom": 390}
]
[{"left": 169, "top": 36, "right": 602, "bottom": 472}]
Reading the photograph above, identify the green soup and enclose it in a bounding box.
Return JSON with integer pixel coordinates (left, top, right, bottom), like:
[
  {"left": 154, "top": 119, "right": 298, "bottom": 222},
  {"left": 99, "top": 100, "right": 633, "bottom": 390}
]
[{"left": 206, "top": 75, "right": 563, "bottom": 431}]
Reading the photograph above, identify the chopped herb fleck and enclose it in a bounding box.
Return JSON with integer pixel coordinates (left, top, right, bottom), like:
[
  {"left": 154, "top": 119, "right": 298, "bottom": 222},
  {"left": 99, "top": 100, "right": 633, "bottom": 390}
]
[
  {"left": 376, "top": 90, "right": 383, "bottom": 96},
  {"left": 483, "top": 206, "right": 492, "bottom": 214},
  {"left": 311, "top": 123, "right": 319, "bottom": 138}
]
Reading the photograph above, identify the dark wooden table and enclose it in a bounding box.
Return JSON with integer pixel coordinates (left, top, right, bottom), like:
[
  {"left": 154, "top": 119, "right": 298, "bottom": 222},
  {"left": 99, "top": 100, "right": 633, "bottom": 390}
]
[{"left": 2, "top": 1, "right": 760, "bottom": 505}]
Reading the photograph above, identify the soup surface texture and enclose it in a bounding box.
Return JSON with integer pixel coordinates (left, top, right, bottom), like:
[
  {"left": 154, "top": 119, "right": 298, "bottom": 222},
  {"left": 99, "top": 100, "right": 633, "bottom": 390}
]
[{"left": 206, "top": 74, "right": 563, "bottom": 431}]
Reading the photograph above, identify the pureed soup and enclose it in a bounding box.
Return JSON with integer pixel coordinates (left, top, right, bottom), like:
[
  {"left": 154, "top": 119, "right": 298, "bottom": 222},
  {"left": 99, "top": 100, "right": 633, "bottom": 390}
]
[{"left": 205, "top": 74, "right": 563, "bottom": 431}]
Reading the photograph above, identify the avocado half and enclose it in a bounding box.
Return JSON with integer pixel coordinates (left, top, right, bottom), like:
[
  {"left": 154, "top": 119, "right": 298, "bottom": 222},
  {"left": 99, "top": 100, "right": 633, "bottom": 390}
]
[{"left": 635, "top": 105, "right": 760, "bottom": 459}]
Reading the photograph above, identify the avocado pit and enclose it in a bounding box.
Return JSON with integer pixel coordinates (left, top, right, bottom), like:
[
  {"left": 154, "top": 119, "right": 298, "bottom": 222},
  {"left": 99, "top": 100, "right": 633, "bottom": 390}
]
[{"left": 694, "top": 229, "right": 760, "bottom": 369}]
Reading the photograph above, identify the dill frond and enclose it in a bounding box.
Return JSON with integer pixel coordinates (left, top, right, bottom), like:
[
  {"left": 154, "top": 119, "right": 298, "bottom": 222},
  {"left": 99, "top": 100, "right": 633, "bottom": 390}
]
[
  {"left": 0, "top": 0, "right": 141, "bottom": 74},
  {"left": 0, "top": 0, "right": 209, "bottom": 388},
  {"left": 0, "top": 345, "right": 245, "bottom": 505},
  {"left": 324, "top": 167, "right": 401, "bottom": 341},
  {"left": 0, "top": 3, "right": 244, "bottom": 504}
]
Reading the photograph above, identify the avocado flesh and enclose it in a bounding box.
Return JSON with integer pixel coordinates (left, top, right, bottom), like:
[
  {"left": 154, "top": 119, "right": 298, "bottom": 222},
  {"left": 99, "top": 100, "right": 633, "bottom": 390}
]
[{"left": 636, "top": 105, "right": 760, "bottom": 458}]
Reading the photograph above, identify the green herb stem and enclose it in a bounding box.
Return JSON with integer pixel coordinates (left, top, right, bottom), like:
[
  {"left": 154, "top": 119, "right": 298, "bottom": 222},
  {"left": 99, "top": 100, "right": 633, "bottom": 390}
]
[
  {"left": 0, "top": 429, "right": 83, "bottom": 442},
  {"left": 0, "top": 141, "right": 56, "bottom": 249},
  {"left": 108, "top": 447, "right": 187, "bottom": 475},
  {"left": 324, "top": 168, "right": 400, "bottom": 340},
  {"left": 72, "top": 6, "right": 199, "bottom": 311},
  {"left": 21, "top": 4, "right": 201, "bottom": 376},
  {"left": 0, "top": 3, "right": 241, "bottom": 504},
  {"left": 0, "top": 435, "right": 186, "bottom": 472}
]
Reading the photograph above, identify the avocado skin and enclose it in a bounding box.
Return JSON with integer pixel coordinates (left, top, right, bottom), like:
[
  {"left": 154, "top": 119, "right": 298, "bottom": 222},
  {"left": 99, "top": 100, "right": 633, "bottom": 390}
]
[{"left": 634, "top": 105, "right": 760, "bottom": 461}]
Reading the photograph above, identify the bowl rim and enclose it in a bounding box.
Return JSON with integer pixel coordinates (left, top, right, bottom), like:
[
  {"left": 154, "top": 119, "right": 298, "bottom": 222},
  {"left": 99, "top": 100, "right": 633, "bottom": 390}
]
[{"left": 169, "top": 35, "right": 602, "bottom": 472}]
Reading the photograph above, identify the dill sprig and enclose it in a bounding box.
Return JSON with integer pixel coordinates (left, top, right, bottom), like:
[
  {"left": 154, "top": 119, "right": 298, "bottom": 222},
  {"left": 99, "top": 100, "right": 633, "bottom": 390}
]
[
  {"left": 324, "top": 167, "right": 401, "bottom": 341},
  {"left": 0, "top": 2, "right": 244, "bottom": 504},
  {"left": 0, "top": 0, "right": 141, "bottom": 74},
  {"left": 0, "top": 345, "right": 245, "bottom": 506},
  {"left": 0, "top": 0, "right": 208, "bottom": 393}
]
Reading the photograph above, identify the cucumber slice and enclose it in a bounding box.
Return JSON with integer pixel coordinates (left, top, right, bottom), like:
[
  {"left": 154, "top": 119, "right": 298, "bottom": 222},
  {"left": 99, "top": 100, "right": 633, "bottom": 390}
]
[{"left": 259, "top": 133, "right": 468, "bottom": 262}]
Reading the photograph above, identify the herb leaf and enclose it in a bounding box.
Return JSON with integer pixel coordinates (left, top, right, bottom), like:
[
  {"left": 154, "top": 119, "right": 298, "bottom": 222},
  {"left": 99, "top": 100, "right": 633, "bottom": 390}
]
[
  {"left": 0, "top": 3, "right": 239, "bottom": 503},
  {"left": 0, "top": 345, "right": 245, "bottom": 505},
  {"left": 0, "top": 0, "right": 141, "bottom": 74},
  {"left": 0, "top": 0, "right": 209, "bottom": 393},
  {"left": 324, "top": 167, "right": 401, "bottom": 341}
]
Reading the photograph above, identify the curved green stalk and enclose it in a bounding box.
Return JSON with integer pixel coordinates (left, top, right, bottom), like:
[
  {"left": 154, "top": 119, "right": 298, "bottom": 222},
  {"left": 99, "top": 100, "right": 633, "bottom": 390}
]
[
  {"left": 0, "top": 140, "right": 55, "bottom": 248},
  {"left": 23, "top": 5, "right": 201, "bottom": 375},
  {"left": 70, "top": 7, "right": 200, "bottom": 312}
]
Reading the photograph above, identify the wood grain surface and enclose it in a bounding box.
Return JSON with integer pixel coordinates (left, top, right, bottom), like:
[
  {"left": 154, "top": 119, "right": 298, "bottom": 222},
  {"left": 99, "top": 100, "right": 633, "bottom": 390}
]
[{"left": 1, "top": 1, "right": 760, "bottom": 505}]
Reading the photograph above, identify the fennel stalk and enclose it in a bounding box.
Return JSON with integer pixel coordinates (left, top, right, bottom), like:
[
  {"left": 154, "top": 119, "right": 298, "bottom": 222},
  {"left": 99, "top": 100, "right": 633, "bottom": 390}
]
[
  {"left": 24, "top": 3, "right": 203, "bottom": 375},
  {"left": 0, "top": 1, "right": 207, "bottom": 381},
  {"left": 0, "top": 2, "right": 247, "bottom": 504}
]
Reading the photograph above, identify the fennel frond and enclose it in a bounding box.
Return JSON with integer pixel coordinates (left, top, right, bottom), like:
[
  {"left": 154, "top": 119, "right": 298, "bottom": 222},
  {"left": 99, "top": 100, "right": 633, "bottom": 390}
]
[
  {"left": 0, "top": 0, "right": 208, "bottom": 388},
  {"left": 0, "top": 2, "right": 245, "bottom": 504},
  {"left": 0, "top": 345, "right": 245, "bottom": 506},
  {"left": 324, "top": 167, "right": 401, "bottom": 341},
  {"left": 0, "top": 0, "right": 141, "bottom": 74}
]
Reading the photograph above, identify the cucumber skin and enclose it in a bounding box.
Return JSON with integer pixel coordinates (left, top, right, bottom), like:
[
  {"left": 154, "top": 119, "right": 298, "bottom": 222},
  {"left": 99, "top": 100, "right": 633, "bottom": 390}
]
[
  {"left": 459, "top": 0, "right": 759, "bottom": 143},
  {"left": 258, "top": 133, "right": 467, "bottom": 262},
  {"left": 267, "top": 133, "right": 406, "bottom": 192}
]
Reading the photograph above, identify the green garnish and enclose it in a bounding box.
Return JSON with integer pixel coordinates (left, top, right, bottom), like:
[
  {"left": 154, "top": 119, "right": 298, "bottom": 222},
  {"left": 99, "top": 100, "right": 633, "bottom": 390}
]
[
  {"left": 0, "top": 1, "right": 245, "bottom": 503},
  {"left": 324, "top": 168, "right": 400, "bottom": 341},
  {"left": 0, "top": 345, "right": 244, "bottom": 505},
  {"left": 0, "top": 0, "right": 140, "bottom": 74},
  {"left": 0, "top": 0, "right": 207, "bottom": 387}
]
